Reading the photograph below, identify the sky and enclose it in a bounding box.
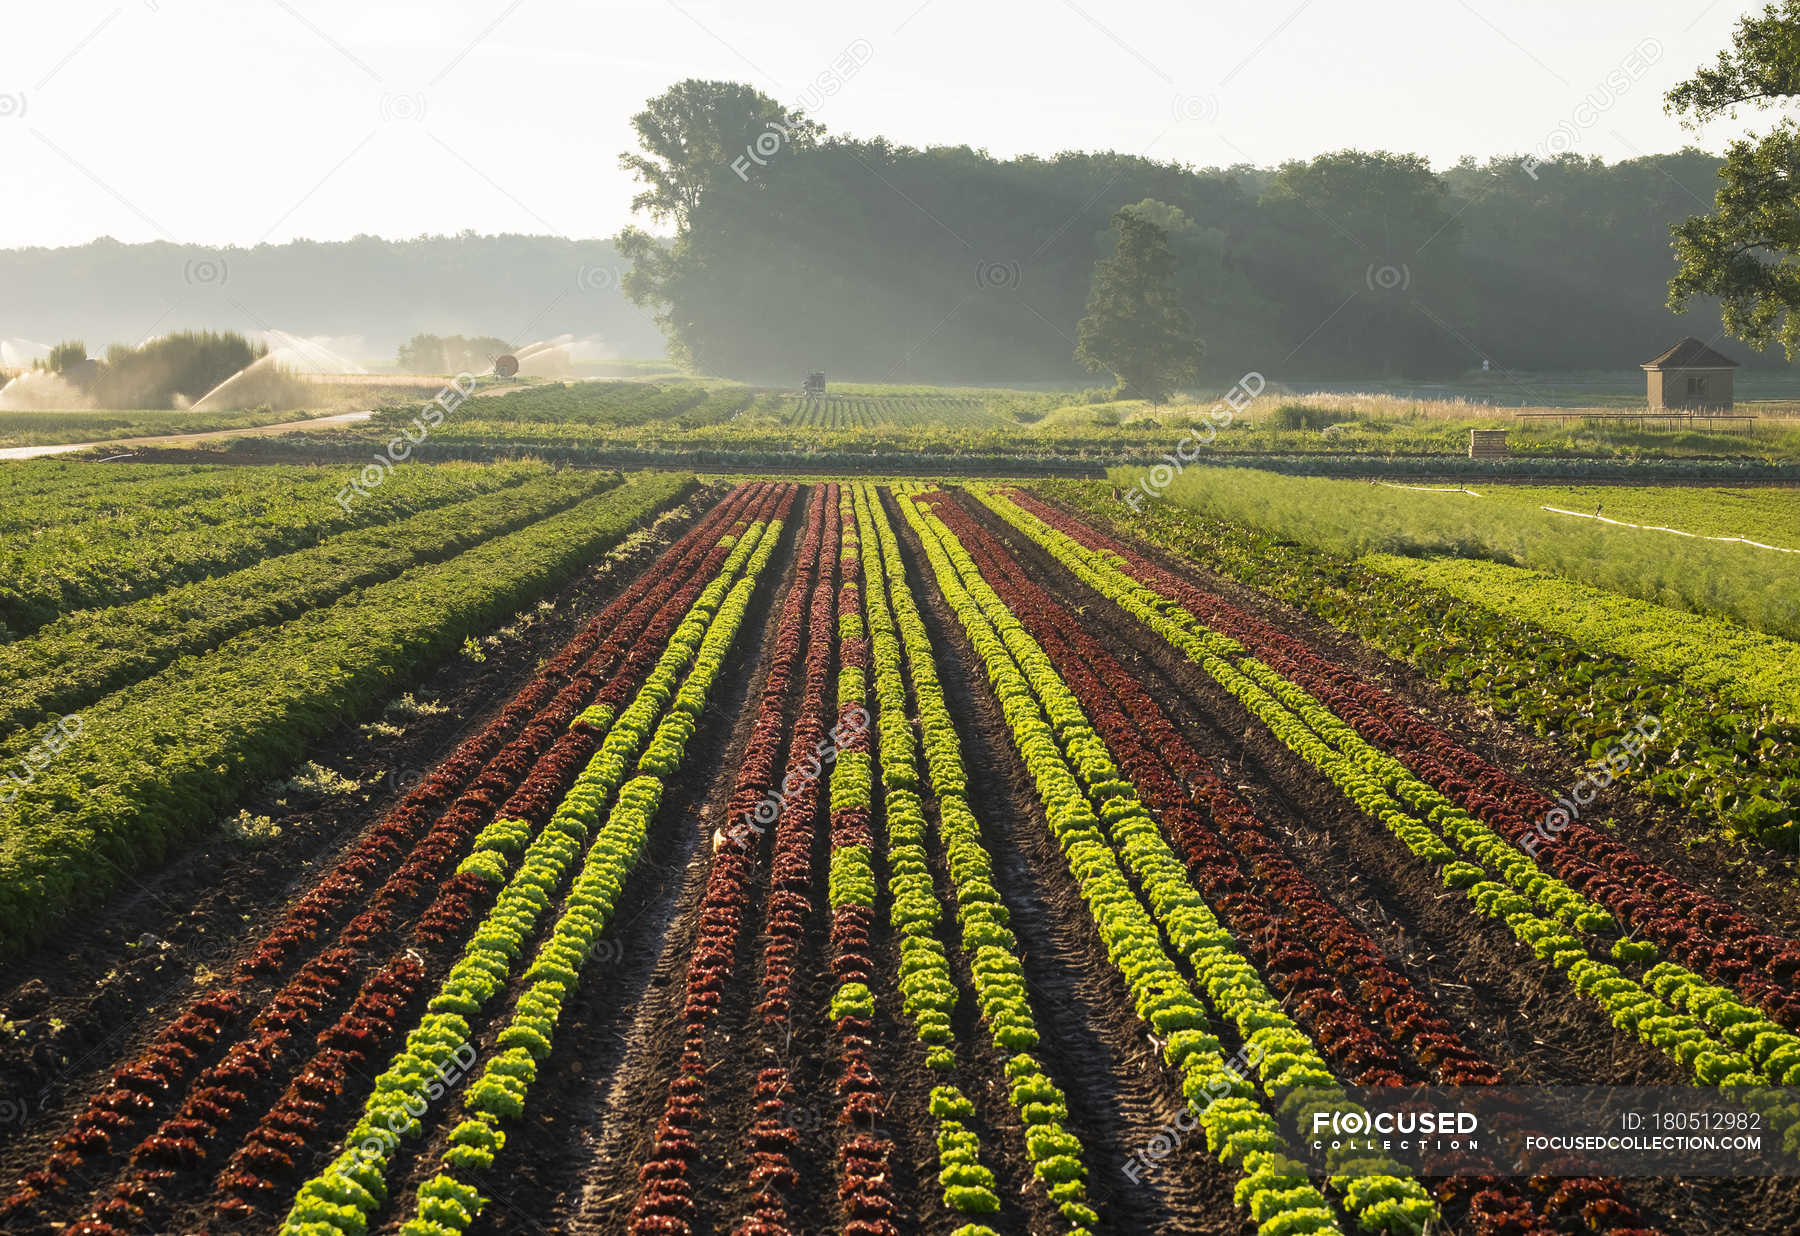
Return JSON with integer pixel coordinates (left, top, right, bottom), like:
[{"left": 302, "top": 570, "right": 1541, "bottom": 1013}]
[{"left": 0, "top": 0, "right": 1767, "bottom": 251}]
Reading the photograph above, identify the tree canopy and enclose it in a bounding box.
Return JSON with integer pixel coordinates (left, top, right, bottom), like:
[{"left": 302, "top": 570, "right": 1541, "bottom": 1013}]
[
  {"left": 611, "top": 80, "right": 1779, "bottom": 383},
  {"left": 1666, "top": 1, "right": 1800, "bottom": 358},
  {"left": 1075, "top": 204, "right": 1202, "bottom": 401}
]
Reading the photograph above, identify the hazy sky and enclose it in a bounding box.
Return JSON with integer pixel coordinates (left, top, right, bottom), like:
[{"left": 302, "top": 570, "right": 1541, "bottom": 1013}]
[{"left": 0, "top": 0, "right": 1763, "bottom": 250}]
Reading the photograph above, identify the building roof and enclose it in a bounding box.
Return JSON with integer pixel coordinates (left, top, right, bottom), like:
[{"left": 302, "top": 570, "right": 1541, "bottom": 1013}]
[{"left": 1642, "top": 337, "right": 1739, "bottom": 369}]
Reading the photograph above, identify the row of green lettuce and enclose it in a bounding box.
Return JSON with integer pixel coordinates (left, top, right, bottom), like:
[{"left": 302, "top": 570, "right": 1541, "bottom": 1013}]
[
  {"left": 0, "top": 473, "right": 697, "bottom": 956},
  {"left": 1, "top": 459, "right": 542, "bottom": 636},
  {"left": 1048, "top": 479, "right": 1798, "bottom": 848},
  {"left": 901, "top": 484, "right": 1436, "bottom": 1236},
  {"left": 854, "top": 482, "right": 1094, "bottom": 1232},
  {"left": 0, "top": 469, "right": 622, "bottom": 743},
  {"left": 283, "top": 501, "right": 784, "bottom": 1236}
]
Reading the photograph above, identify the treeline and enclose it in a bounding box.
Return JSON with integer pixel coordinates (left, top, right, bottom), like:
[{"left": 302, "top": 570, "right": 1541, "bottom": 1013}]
[
  {"left": 616, "top": 87, "right": 1770, "bottom": 382},
  {"left": 0, "top": 234, "right": 664, "bottom": 364}
]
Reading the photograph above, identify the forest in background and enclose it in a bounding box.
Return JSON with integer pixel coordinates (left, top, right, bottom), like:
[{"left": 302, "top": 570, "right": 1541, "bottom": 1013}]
[
  {"left": 615, "top": 92, "right": 1783, "bottom": 384},
  {"left": 1, "top": 141, "right": 1783, "bottom": 387},
  {"left": 0, "top": 233, "right": 664, "bottom": 367}
]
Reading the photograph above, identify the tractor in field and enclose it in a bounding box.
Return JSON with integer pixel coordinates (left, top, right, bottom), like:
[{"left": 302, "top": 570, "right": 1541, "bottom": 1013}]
[{"left": 802, "top": 370, "right": 826, "bottom": 396}]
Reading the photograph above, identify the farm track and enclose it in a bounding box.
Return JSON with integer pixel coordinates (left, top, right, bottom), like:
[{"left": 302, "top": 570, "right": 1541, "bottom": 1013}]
[{"left": 4, "top": 479, "right": 1797, "bottom": 1235}]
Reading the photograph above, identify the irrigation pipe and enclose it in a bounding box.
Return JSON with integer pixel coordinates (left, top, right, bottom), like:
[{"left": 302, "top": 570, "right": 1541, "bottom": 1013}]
[
  {"left": 1377, "top": 482, "right": 1483, "bottom": 496},
  {"left": 1540, "top": 505, "right": 1799, "bottom": 554}
]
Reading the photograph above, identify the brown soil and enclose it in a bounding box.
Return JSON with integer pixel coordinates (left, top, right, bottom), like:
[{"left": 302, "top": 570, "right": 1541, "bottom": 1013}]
[
  {"left": 884, "top": 488, "right": 1243, "bottom": 1235},
  {"left": 991, "top": 487, "right": 1800, "bottom": 1235},
  {"left": 376, "top": 497, "right": 808, "bottom": 1236},
  {"left": 0, "top": 492, "right": 718, "bottom": 1180}
]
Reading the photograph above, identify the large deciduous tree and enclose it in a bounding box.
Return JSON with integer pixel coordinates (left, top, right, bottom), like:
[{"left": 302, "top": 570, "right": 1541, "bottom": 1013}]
[
  {"left": 615, "top": 80, "right": 821, "bottom": 371},
  {"left": 1074, "top": 203, "right": 1203, "bottom": 402},
  {"left": 617, "top": 79, "right": 820, "bottom": 228},
  {"left": 1666, "top": 2, "right": 1800, "bottom": 357}
]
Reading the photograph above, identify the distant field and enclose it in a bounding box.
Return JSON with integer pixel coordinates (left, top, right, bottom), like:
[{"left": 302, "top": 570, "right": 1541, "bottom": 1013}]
[
  {"left": 1112, "top": 465, "right": 1800, "bottom": 643},
  {"left": 780, "top": 393, "right": 1013, "bottom": 428},
  {"left": 9, "top": 374, "right": 1800, "bottom": 465},
  {"left": 0, "top": 407, "right": 336, "bottom": 450},
  {"left": 210, "top": 378, "right": 1793, "bottom": 477},
  {"left": 1461, "top": 483, "right": 1800, "bottom": 547},
  {"left": 1288, "top": 367, "right": 1800, "bottom": 411}
]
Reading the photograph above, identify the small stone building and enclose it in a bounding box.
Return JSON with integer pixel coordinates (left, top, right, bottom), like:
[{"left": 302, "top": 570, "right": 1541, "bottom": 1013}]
[{"left": 1642, "top": 337, "right": 1737, "bottom": 411}]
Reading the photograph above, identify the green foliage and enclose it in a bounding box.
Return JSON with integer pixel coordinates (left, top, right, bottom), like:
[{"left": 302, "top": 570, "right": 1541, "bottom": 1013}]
[
  {"left": 1122, "top": 465, "right": 1800, "bottom": 644},
  {"left": 1269, "top": 404, "right": 1345, "bottom": 431},
  {"left": 1666, "top": 2, "right": 1800, "bottom": 122},
  {"left": 1666, "top": 4, "right": 1800, "bottom": 356},
  {"left": 1075, "top": 204, "right": 1202, "bottom": 402},
  {"left": 0, "top": 468, "right": 619, "bottom": 734},
  {"left": 45, "top": 340, "right": 88, "bottom": 373},
  {"left": 0, "top": 459, "right": 538, "bottom": 634},
  {"left": 1366, "top": 554, "right": 1800, "bottom": 717},
  {"left": 80, "top": 330, "right": 271, "bottom": 410},
  {"left": 606, "top": 75, "right": 1754, "bottom": 383},
  {"left": 830, "top": 982, "right": 877, "bottom": 1022},
  {"left": 396, "top": 334, "right": 513, "bottom": 375},
  {"left": 1667, "top": 121, "right": 1800, "bottom": 358},
  {"left": 0, "top": 474, "right": 694, "bottom": 953},
  {"left": 855, "top": 481, "right": 1097, "bottom": 1229},
  {"left": 619, "top": 79, "right": 821, "bottom": 228}
]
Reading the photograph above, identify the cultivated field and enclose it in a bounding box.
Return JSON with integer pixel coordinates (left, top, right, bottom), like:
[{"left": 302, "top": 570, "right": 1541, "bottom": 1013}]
[
  {"left": 1, "top": 447, "right": 1797, "bottom": 1235},
  {"left": 11, "top": 376, "right": 1800, "bottom": 474}
]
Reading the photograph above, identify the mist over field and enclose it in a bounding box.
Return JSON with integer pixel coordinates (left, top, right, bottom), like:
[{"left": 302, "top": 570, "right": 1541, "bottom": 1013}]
[{"left": 0, "top": 235, "right": 663, "bottom": 370}]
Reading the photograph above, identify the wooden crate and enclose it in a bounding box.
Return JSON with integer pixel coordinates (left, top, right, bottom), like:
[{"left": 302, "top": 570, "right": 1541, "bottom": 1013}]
[{"left": 1469, "top": 429, "right": 1508, "bottom": 459}]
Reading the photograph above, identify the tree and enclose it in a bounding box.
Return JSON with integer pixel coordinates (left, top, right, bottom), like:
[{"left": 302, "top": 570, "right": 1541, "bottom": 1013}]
[
  {"left": 618, "top": 79, "right": 821, "bottom": 229},
  {"left": 614, "top": 80, "right": 824, "bottom": 373},
  {"left": 45, "top": 340, "right": 88, "bottom": 374},
  {"left": 396, "top": 333, "right": 511, "bottom": 374},
  {"left": 1258, "top": 150, "right": 1459, "bottom": 376},
  {"left": 1075, "top": 204, "right": 1202, "bottom": 401},
  {"left": 1666, "top": 2, "right": 1800, "bottom": 357}
]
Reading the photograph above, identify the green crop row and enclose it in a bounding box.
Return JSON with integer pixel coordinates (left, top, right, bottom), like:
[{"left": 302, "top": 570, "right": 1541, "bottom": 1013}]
[
  {"left": 0, "top": 473, "right": 696, "bottom": 955},
  {"left": 900, "top": 485, "right": 1432, "bottom": 1236},
  {"left": 1, "top": 460, "right": 540, "bottom": 635},
  {"left": 281, "top": 506, "right": 785, "bottom": 1236},
  {"left": 1364, "top": 554, "right": 1800, "bottom": 719},
  {"left": 0, "top": 469, "right": 622, "bottom": 741},
  {"left": 1037, "top": 480, "right": 1799, "bottom": 846},
  {"left": 851, "top": 483, "right": 1018, "bottom": 1232}
]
